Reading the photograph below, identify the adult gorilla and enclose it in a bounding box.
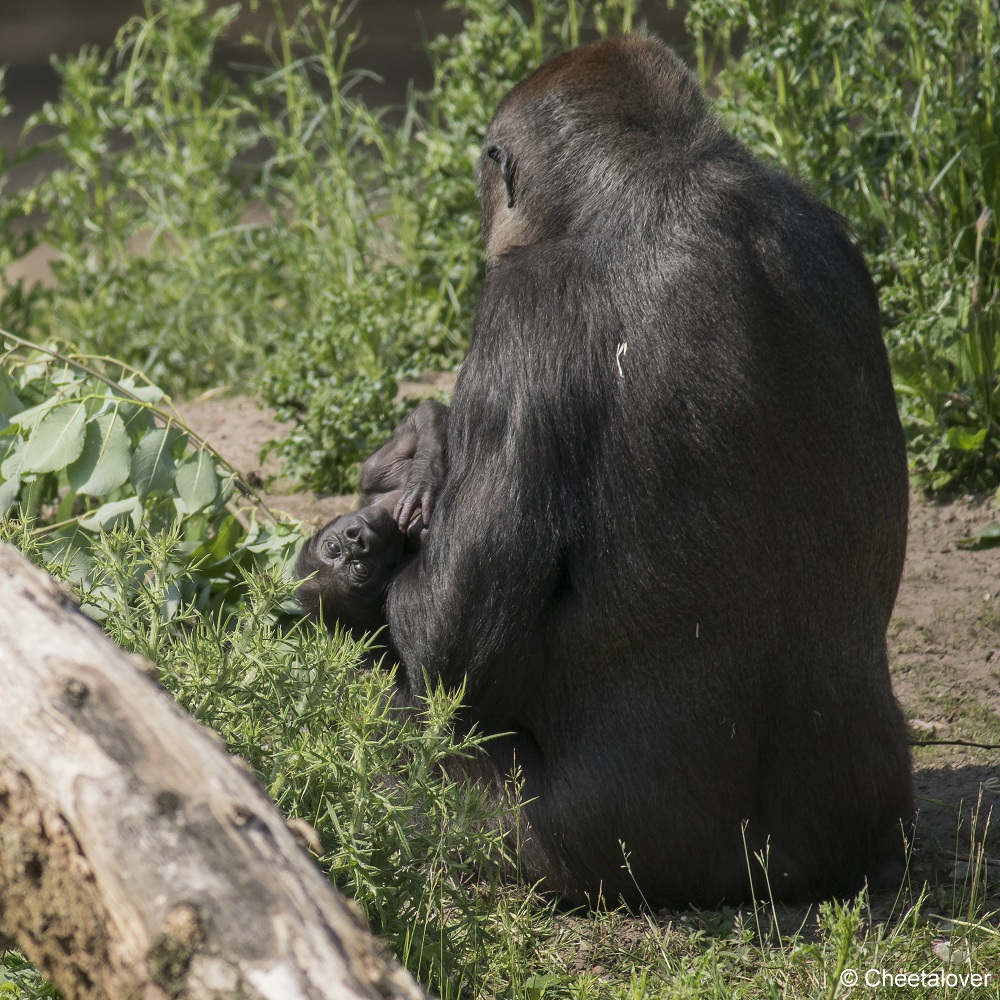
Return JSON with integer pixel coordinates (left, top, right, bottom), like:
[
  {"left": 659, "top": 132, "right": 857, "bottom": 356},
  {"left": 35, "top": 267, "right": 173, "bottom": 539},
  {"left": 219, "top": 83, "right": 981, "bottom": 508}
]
[{"left": 383, "top": 34, "right": 912, "bottom": 907}]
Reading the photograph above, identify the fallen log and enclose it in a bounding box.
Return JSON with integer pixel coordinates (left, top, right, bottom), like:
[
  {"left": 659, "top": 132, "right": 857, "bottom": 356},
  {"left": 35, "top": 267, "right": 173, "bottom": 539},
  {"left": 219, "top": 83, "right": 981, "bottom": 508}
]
[{"left": 0, "top": 542, "right": 426, "bottom": 1000}]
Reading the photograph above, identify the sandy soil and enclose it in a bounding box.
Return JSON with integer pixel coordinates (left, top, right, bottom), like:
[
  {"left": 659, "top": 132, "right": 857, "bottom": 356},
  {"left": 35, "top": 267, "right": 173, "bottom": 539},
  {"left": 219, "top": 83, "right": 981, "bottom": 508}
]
[
  {"left": 891, "top": 492, "right": 1000, "bottom": 869},
  {"left": 176, "top": 393, "right": 357, "bottom": 527},
  {"left": 178, "top": 392, "right": 1000, "bottom": 896}
]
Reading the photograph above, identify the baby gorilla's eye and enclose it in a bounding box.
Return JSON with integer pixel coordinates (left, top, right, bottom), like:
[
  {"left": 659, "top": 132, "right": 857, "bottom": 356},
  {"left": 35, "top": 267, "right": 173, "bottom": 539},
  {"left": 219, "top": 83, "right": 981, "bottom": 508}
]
[
  {"left": 323, "top": 539, "right": 341, "bottom": 558},
  {"left": 352, "top": 561, "right": 370, "bottom": 580}
]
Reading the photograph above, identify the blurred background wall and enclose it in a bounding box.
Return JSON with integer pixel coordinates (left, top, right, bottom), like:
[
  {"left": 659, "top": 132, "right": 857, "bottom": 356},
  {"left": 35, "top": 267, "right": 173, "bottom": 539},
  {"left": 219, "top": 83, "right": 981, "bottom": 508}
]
[
  {"left": 0, "top": 2, "right": 457, "bottom": 158},
  {"left": 0, "top": 1, "right": 687, "bottom": 160}
]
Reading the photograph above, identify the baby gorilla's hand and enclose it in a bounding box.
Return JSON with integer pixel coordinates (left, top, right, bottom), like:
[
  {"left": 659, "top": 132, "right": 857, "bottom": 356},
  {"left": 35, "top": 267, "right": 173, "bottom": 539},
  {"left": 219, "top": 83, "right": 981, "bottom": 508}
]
[
  {"left": 394, "top": 481, "right": 435, "bottom": 536},
  {"left": 393, "top": 455, "right": 445, "bottom": 537}
]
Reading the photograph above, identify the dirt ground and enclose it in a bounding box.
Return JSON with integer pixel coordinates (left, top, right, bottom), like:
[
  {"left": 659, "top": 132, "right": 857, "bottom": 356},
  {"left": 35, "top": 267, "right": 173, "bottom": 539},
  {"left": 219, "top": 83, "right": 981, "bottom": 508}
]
[
  {"left": 179, "top": 391, "right": 1000, "bottom": 901},
  {"left": 175, "top": 393, "right": 357, "bottom": 527},
  {"left": 890, "top": 491, "right": 1000, "bottom": 879}
]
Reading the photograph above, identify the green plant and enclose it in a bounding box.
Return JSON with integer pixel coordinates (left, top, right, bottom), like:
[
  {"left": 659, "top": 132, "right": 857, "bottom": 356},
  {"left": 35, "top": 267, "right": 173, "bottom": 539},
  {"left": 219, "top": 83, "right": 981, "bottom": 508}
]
[
  {"left": 0, "top": 951, "right": 57, "bottom": 1000},
  {"left": 0, "top": 331, "right": 545, "bottom": 996},
  {"left": 685, "top": 0, "right": 1000, "bottom": 490},
  {"left": 5, "top": 0, "right": 408, "bottom": 491},
  {"left": 20, "top": 1, "right": 262, "bottom": 387},
  {"left": 0, "top": 333, "right": 302, "bottom": 621}
]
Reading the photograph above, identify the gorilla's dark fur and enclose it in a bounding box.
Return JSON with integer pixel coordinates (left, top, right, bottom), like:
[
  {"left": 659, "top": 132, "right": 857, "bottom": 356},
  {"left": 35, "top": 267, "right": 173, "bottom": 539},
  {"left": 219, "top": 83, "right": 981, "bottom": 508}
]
[{"left": 311, "top": 35, "right": 912, "bottom": 908}]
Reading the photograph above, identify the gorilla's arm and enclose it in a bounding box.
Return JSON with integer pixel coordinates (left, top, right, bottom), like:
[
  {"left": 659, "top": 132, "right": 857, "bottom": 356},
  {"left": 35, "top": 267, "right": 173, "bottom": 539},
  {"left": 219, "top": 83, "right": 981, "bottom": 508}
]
[
  {"left": 385, "top": 268, "right": 575, "bottom": 721},
  {"left": 358, "top": 399, "right": 449, "bottom": 532}
]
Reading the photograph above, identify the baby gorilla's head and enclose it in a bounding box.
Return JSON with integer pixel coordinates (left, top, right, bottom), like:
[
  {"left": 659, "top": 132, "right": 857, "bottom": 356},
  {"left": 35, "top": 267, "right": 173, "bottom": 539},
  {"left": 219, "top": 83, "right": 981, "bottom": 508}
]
[{"left": 295, "top": 504, "right": 403, "bottom": 632}]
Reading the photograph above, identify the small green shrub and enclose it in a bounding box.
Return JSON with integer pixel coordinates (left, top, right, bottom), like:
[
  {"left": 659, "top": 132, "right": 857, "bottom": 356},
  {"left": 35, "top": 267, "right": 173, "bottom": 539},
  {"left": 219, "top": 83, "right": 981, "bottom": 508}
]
[
  {"left": 21, "top": 2, "right": 262, "bottom": 386},
  {"left": 0, "top": 331, "right": 548, "bottom": 994},
  {"left": 1, "top": 511, "right": 552, "bottom": 999},
  {"left": 118, "top": 537, "right": 533, "bottom": 997}
]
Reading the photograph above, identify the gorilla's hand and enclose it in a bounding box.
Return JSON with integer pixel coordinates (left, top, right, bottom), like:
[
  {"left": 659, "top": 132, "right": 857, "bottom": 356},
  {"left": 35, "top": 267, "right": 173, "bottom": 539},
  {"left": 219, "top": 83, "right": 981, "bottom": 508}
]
[{"left": 394, "top": 459, "right": 445, "bottom": 534}]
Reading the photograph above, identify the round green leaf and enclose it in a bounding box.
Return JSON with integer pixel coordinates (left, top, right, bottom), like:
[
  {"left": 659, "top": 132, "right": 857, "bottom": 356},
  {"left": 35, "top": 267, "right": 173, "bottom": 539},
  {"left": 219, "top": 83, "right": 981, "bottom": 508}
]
[
  {"left": 0, "top": 474, "right": 20, "bottom": 514},
  {"left": 130, "top": 428, "right": 177, "bottom": 499},
  {"left": 78, "top": 497, "right": 142, "bottom": 532},
  {"left": 0, "top": 371, "right": 24, "bottom": 419},
  {"left": 20, "top": 402, "right": 87, "bottom": 474},
  {"left": 118, "top": 377, "right": 164, "bottom": 405},
  {"left": 131, "top": 384, "right": 166, "bottom": 404},
  {"left": 175, "top": 448, "right": 219, "bottom": 512},
  {"left": 114, "top": 398, "right": 156, "bottom": 442},
  {"left": 0, "top": 443, "right": 25, "bottom": 482},
  {"left": 68, "top": 413, "right": 131, "bottom": 496}
]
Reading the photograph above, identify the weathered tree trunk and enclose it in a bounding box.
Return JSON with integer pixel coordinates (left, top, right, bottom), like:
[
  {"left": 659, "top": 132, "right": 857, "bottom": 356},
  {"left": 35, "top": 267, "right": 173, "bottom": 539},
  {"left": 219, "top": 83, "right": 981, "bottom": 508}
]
[{"left": 0, "top": 542, "right": 426, "bottom": 1000}]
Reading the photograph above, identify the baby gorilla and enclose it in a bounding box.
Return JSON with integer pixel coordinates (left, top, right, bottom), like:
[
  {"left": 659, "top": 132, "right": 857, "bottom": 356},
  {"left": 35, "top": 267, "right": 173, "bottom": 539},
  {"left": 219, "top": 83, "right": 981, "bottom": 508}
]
[{"left": 295, "top": 400, "right": 448, "bottom": 646}]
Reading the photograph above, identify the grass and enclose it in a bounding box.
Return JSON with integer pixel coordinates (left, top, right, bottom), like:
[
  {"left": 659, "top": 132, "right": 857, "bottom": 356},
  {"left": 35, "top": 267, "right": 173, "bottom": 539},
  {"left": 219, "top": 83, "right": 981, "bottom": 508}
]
[{"left": 3, "top": 521, "right": 1000, "bottom": 996}]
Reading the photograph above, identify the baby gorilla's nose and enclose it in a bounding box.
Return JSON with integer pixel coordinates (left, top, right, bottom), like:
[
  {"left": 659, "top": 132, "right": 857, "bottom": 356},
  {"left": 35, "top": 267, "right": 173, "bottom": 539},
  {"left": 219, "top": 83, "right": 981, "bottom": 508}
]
[{"left": 344, "top": 522, "right": 368, "bottom": 553}]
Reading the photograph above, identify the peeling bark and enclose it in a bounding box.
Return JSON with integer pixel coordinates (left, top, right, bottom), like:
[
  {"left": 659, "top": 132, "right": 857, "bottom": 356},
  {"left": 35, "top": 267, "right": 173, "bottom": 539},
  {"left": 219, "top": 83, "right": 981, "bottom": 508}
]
[{"left": 0, "top": 543, "right": 426, "bottom": 1000}]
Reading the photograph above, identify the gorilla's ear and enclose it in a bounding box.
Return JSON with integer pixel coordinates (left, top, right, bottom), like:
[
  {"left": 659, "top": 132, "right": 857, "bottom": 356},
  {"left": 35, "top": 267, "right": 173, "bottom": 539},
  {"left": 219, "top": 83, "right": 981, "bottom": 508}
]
[{"left": 487, "top": 144, "right": 517, "bottom": 208}]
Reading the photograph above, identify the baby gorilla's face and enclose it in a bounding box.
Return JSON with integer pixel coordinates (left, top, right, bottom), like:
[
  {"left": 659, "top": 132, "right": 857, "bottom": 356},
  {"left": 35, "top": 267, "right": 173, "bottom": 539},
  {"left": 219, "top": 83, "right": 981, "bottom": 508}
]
[{"left": 295, "top": 505, "right": 403, "bottom": 631}]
